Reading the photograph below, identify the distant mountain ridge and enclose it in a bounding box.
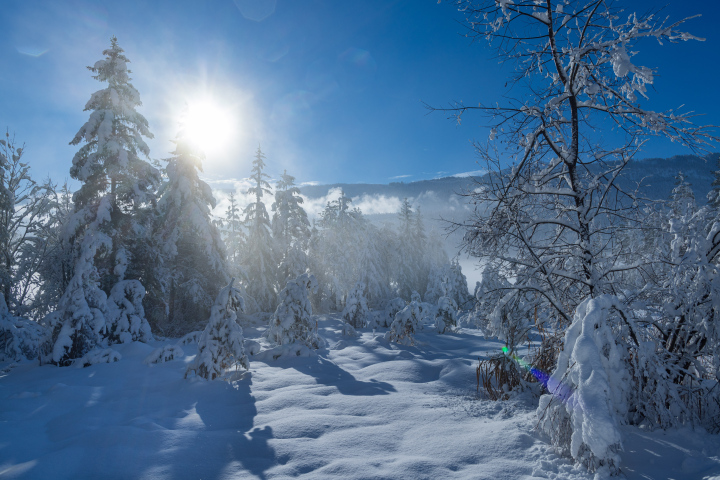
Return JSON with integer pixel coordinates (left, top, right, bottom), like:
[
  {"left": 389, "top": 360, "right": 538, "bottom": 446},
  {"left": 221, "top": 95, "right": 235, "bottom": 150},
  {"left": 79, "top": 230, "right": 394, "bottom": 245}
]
[
  {"left": 298, "top": 153, "right": 718, "bottom": 288},
  {"left": 300, "top": 153, "right": 719, "bottom": 218}
]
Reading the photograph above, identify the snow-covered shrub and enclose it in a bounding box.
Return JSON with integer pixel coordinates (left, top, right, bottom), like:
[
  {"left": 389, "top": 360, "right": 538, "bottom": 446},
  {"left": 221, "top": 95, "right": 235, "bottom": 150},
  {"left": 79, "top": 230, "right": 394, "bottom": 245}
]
[
  {"left": 0, "top": 294, "right": 44, "bottom": 361},
  {"left": 341, "top": 322, "right": 357, "bottom": 337},
  {"left": 185, "top": 279, "right": 248, "bottom": 380},
  {"left": 379, "top": 297, "right": 406, "bottom": 328},
  {"left": 341, "top": 282, "right": 371, "bottom": 329},
  {"left": 106, "top": 280, "right": 152, "bottom": 344},
  {"left": 470, "top": 265, "right": 511, "bottom": 333},
  {"left": 386, "top": 301, "right": 422, "bottom": 346},
  {"left": 434, "top": 296, "right": 458, "bottom": 334},
  {"left": 244, "top": 339, "right": 261, "bottom": 356},
  {"left": 145, "top": 345, "right": 184, "bottom": 365},
  {"left": 425, "top": 260, "right": 471, "bottom": 307},
  {"left": 178, "top": 330, "right": 203, "bottom": 345},
  {"left": 76, "top": 348, "right": 121, "bottom": 368},
  {"left": 265, "top": 274, "right": 322, "bottom": 349},
  {"left": 537, "top": 296, "right": 628, "bottom": 476}
]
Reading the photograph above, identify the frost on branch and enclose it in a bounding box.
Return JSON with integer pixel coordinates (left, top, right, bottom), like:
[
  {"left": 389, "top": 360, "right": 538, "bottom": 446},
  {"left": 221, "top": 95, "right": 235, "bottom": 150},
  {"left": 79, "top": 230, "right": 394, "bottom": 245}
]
[
  {"left": 185, "top": 278, "right": 248, "bottom": 380},
  {"left": 265, "top": 273, "right": 322, "bottom": 349},
  {"left": 0, "top": 293, "right": 43, "bottom": 361}
]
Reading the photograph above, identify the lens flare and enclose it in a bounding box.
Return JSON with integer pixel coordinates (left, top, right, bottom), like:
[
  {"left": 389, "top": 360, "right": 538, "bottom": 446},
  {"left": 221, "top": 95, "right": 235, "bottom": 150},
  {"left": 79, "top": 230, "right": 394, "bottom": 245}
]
[{"left": 501, "top": 347, "right": 572, "bottom": 400}]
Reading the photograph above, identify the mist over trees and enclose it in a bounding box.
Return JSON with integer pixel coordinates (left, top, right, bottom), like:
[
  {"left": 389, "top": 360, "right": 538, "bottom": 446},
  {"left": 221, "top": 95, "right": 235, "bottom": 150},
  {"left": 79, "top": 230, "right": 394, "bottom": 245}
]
[
  {"left": 3, "top": 1, "right": 719, "bottom": 476},
  {"left": 1, "top": 37, "right": 463, "bottom": 367}
]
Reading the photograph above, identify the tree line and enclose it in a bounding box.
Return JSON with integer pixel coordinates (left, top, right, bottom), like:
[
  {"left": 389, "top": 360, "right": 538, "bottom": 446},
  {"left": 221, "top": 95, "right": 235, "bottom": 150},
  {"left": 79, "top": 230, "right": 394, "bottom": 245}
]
[{"left": 0, "top": 37, "right": 470, "bottom": 367}]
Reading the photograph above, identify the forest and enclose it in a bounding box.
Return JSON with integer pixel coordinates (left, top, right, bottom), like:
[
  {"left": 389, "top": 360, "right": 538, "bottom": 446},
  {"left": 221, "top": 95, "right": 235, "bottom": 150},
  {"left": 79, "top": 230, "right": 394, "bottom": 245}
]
[{"left": 2, "top": 1, "right": 720, "bottom": 478}]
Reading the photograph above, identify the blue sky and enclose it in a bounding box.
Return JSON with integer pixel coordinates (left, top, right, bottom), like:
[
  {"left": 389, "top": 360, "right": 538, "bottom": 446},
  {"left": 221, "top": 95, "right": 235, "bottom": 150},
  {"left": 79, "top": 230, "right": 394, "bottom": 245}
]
[{"left": 1, "top": 0, "right": 718, "bottom": 187}]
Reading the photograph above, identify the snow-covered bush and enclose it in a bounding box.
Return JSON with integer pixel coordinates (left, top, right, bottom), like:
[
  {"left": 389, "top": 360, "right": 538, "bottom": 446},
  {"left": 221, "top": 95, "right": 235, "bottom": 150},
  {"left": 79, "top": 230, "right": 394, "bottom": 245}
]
[
  {"left": 265, "top": 274, "right": 322, "bottom": 349},
  {"left": 425, "top": 260, "right": 471, "bottom": 307},
  {"left": 76, "top": 348, "right": 121, "bottom": 368},
  {"left": 0, "top": 293, "right": 44, "bottom": 361},
  {"left": 185, "top": 279, "right": 248, "bottom": 380},
  {"left": 379, "top": 297, "right": 406, "bottom": 328},
  {"left": 341, "top": 282, "right": 371, "bottom": 329},
  {"left": 341, "top": 322, "right": 357, "bottom": 337},
  {"left": 178, "top": 330, "right": 203, "bottom": 345},
  {"left": 386, "top": 301, "right": 422, "bottom": 346},
  {"left": 145, "top": 344, "right": 184, "bottom": 365},
  {"left": 470, "top": 265, "right": 511, "bottom": 333},
  {"left": 537, "top": 296, "right": 628, "bottom": 475},
  {"left": 106, "top": 280, "right": 152, "bottom": 344},
  {"left": 434, "top": 296, "right": 458, "bottom": 334}
]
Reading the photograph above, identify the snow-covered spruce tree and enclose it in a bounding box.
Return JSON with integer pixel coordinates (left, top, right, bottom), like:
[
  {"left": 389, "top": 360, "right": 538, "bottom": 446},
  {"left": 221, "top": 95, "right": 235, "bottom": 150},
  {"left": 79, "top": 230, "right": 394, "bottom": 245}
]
[
  {"left": 43, "top": 198, "right": 112, "bottom": 366},
  {"left": 265, "top": 273, "right": 321, "bottom": 349},
  {"left": 185, "top": 278, "right": 248, "bottom": 380},
  {"left": 69, "top": 36, "right": 159, "bottom": 291},
  {"left": 155, "top": 128, "right": 228, "bottom": 335},
  {"left": 380, "top": 297, "right": 406, "bottom": 329},
  {"left": 243, "top": 146, "right": 277, "bottom": 312},
  {"left": 224, "top": 191, "right": 246, "bottom": 267},
  {"left": 434, "top": 278, "right": 459, "bottom": 334},
  {"left": 341, "top": 281, "right": 371, "bottom": 333},
  {"left": 396, "top": 198, "right": 421, "bottom": 299},
  {"left": 425, "top": 260, "right": 470, "bottom": 308},
  {"left": 49, "top": 37, "right": 159, "bottom": 363},
  {"left": 386, "top": 301, "right": 422, "bottom": 346},
  {"left": 310, "top": 189, "right": 364, "bottom": 311},
  {"left": 438, "top": 1, "right": 717, "bottom": 473},
  {"left": 106, "top": 280, "right": 152, "bottom": 343},
  {"left": 272, "top": 170, "right": 310, "bottom": 287}
]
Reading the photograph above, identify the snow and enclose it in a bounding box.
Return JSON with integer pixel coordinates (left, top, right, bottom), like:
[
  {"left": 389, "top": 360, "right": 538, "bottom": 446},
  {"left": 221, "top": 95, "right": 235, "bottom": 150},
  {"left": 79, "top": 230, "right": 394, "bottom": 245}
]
[{"left": 2, "top": 315, "right": 720, "bottom": 479}]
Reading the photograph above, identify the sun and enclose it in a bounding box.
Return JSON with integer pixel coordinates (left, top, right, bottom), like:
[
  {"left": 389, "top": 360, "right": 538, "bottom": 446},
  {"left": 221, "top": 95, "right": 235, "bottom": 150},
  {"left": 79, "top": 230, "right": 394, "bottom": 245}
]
[{"left": 181, "top": 99, "right": 236, "bottom": 156}]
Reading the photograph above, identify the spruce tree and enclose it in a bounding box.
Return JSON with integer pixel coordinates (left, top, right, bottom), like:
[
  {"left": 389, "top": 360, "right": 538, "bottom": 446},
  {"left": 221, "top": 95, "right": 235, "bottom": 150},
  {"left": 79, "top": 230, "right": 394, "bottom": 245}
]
[
  {"left": 155, "top": 129, "right": 228, "bottom": 335},
  {"left": 224, "top": 191, "right": 245, "bottom": 266},
  {"left": 243, "top": 146, "right": 277, "bottom": 312},
  {"left": 272, "top": 169, "right": 310, "bottom": 286},
  {"left": 49, "top": 37, "right": 157, "bottom": 364}
]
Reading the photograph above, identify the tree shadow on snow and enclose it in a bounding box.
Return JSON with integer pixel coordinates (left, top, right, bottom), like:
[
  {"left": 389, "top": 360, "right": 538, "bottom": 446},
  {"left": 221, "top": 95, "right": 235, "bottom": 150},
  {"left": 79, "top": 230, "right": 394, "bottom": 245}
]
[
  {"left": 165, "top": 373, "right": 277, "bottom": 480},
  {"left": 290, "top": 356, "right": 396, "bottom": 396}
]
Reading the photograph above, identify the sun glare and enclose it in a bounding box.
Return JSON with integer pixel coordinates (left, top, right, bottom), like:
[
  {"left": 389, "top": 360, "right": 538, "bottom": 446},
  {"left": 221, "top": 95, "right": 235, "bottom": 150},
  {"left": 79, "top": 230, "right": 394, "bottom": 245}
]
[{"left": 182, "top": 100, "right": 236, "bottom": 156}]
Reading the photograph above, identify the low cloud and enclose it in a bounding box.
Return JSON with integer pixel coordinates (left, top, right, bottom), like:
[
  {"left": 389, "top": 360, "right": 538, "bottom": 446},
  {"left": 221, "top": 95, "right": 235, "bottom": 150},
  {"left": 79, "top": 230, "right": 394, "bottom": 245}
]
[{"left": 452, "top": 169, "right": 487, "bottom": 178}]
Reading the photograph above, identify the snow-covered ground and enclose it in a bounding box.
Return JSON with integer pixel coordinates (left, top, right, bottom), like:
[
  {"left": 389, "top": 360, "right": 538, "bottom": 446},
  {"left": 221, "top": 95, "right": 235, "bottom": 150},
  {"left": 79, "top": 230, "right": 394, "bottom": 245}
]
[{"left": 1, "top": 315, "right": 719, "bottom": 480}]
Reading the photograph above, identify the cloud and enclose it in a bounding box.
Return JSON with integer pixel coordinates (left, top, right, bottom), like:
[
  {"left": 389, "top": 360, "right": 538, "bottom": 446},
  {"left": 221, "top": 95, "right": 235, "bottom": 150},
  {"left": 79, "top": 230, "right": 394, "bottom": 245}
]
[
  {"left": 452, "top": 169, "right": 487, "bottom": 178},
  {"left": 390, "top": 174, "right": 412, "bottom": 180},
  {"left": 352, "top": 194, "right": 402, "bottom": 215},
  {"left": 299, "top": 187, "right": 403, "bottom": 219}
]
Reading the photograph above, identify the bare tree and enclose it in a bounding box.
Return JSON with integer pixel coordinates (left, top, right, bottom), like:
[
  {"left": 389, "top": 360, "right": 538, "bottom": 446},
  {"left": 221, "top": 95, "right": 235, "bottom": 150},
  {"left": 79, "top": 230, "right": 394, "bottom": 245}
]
[{"left": 432, "top": 0, "right": 717, "bottom": 474}]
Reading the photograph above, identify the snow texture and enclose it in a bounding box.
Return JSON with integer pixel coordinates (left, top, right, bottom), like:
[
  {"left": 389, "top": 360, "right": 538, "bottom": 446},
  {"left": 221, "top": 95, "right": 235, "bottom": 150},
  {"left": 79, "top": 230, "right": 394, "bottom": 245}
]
[{"left": 2, "top": 314, "right": 716, "bottom": 479}]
